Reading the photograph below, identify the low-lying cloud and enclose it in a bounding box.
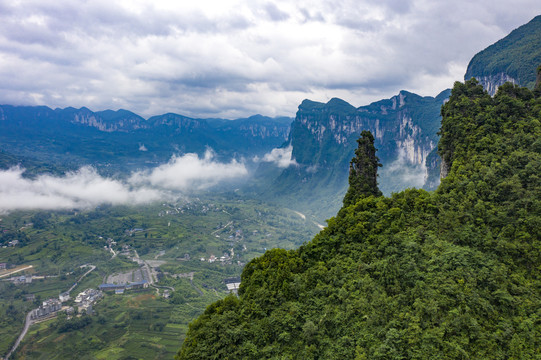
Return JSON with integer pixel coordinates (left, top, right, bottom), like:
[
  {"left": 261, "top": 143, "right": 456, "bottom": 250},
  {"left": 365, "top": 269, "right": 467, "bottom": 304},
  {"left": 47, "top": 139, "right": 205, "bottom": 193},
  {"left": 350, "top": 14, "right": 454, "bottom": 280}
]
[
  {"left": 380, "top": 152, "right": 427, "bottom": 191},
  {"left": 260, "top": 145, "right": 297, "bottom": 168},
  {"left": 0, "top": 151, "right": 248, "bottom": 213},
  {"left": 0, "top": 167, "right": 163, "bottom": 213},
  {"left": 130, "top": 150, "right": 248, "bottom": 190}
]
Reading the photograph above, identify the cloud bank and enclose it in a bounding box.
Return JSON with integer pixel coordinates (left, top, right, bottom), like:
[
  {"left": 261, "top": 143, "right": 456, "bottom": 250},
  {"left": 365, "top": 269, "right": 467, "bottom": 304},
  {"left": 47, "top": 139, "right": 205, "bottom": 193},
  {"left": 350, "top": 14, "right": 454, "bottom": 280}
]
[
  {"left": 0, "top": 167, "right": 162, "bottom": 213},
  {"left": 260, "top": 145, "right": 297, "bottom": 168},
  {"left": 0, "top": 1, "right": 540, "bottom": 118},
  {"left": 130, "top": 150, "right": 248, "bottom": 190},
  {"left": 379, "top": 149, "right": 427, "bottom": 192},
  {"left": 0, "top": 151, "right": 248, "bottom": 213}
]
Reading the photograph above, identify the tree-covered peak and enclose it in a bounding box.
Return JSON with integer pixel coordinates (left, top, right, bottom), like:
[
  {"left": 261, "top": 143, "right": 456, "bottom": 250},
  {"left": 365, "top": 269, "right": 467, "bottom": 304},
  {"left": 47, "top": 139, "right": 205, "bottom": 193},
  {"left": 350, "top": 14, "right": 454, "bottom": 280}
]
[{"left": 178, "top": 80, "right": 541, "bottom": 359}]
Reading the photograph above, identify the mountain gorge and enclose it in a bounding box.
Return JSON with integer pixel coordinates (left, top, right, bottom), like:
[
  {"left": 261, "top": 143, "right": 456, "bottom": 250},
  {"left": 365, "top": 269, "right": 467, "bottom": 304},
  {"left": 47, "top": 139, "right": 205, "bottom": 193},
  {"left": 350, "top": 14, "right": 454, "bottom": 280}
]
[{"left": 1, "top": 12, "right": 540, "bottom": 360}]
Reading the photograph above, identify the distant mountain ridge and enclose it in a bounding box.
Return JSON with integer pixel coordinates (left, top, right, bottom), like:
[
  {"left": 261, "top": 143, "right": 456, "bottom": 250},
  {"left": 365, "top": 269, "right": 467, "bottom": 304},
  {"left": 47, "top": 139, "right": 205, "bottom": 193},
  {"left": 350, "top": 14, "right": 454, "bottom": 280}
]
[
  {"left": 465, "top": 15, "right": 541, "bottom": 94},
  {"left": 0, "top": 105, "right": 292, "bottom": 173}
]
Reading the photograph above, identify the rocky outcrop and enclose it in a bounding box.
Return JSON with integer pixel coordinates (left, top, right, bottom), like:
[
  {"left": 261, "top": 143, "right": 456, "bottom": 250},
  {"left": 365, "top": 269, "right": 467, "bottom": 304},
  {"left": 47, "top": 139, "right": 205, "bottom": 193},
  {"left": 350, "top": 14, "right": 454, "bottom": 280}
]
[
  {"left": 343, "top": 131, "right": 382, "bottom": 206},
  {"left": 471, "top": 73, "right": 518, "bottom": 96},
  {"left": 66, "top": 108, "right": 148, "bottom": 132},
  {"left": 237, "top": 124, "right": 289, "bottom": 140},
  {"left": 464, "top": 16, "right": 541, "bottom": 92},
  {"left": 289, "top": 91, "right": 445, "bottom": 173}
]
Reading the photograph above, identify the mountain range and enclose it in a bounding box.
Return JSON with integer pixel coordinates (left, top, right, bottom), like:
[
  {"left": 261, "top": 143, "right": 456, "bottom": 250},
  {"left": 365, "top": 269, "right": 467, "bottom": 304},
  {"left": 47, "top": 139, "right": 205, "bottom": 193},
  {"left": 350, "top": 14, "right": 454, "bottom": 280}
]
[
  {"left": 1, "top": 12, "right": 540, "bottom": 360},
  {"left": 177, "top": 71, "right": 541, "bottom": 360},
  {"left": 0, "top": 106, "right": 291, "bottom": 174},
  {"left": 254, "top": 90, "right": 450, "bottom": 219},
  {"left": 254, "top": 14, "right": 541, "bottom": 219}
]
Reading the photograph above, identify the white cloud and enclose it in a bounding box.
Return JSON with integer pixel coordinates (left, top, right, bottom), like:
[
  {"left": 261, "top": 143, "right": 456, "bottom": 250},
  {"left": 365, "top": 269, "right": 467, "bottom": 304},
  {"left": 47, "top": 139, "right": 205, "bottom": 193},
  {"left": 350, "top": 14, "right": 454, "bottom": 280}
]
[
  {"left": 130, "top": 150, "right": 248, "bottom": 190},
  {"left": 0, "top": 151, "right": 249, "bottom": 213},
  {"left": 260, "top": 144, "right": 297, "bottom": 168},
  {"left": 0, "top": 167, "right": 163, "bottom": 213},
  {"left": 379, "top": 149, "right": 427, "bottom": 190}
]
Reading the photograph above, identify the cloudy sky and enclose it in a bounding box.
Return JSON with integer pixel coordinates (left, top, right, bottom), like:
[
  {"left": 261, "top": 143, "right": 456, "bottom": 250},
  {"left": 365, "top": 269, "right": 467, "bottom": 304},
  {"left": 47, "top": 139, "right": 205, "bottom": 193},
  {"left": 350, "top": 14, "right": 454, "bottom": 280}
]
[{"left": 1, "top": 0, "right": 540, "bottom": 119}]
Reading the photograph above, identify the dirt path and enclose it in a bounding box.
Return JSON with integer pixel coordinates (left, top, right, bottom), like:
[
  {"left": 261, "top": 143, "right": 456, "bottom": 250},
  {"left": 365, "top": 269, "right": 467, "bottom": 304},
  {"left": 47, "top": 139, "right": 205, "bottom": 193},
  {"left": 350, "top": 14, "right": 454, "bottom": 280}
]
[
  {"left": 211, "top": 221, "right": 233, "bottom": 235},
  {"left": 0, "top": 265, "right": 33, "bottom": 279}
]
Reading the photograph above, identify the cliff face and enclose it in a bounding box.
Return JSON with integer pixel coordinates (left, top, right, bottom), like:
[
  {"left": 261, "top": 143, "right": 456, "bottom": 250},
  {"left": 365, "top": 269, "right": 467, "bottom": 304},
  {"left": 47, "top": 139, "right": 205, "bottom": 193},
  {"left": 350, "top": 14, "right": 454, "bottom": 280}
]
[
  {"left": 66, "top": 108, "right": 148, "bottom": 132},
  {"left": 238, "top": 123, "right": 289, "bottom": 139},
  {"left": 259, "top": 90, "right": 449, "bottom": 219},
  {"left": 471, "top": 73, "right": 518, "bottom": 96},
  {"left": 178, "top": 75, "right": 541, "bottom": 360},
  {"left": 214, "top": 115, "right": 291, "bottom": 141},
  {"left": 291, "top": 91, "right": 446, "bottom": 170}
]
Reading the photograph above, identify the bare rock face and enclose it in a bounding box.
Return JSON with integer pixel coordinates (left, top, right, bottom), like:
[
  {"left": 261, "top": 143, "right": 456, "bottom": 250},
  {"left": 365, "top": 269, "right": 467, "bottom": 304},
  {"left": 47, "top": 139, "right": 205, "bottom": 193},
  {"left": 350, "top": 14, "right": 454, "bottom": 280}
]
[
  {"left": 440, "top": 157, "right": 450, "bottom": 179},
  {"left": 464, "top": 16, "right": 541, "bottom": 93},
  {"left": 259, "top": 90, "right": 449, "bottom": 218},
  {"left": 472, "top": 73, "right": 518, "bottom": 96}
]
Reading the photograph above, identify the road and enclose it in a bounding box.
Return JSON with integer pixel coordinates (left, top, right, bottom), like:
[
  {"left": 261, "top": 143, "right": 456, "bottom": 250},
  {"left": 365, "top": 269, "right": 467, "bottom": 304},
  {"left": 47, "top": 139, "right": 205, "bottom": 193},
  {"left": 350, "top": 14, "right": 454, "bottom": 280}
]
[
  {"left": 0, "top": 265, "right": 33, "bottom": 279},
  {"left": 133, "top": 250, "right": 155, "bottom": 285},
  {"left": 211, "top": 221, "right": 233, "bottom": 235},
  {"left": 67, "top": 265, "right": 96, "bottom": 294},
  {"left": 5, "top": 310, "right": 33, "bottom": 360},
  {"left": 150, "top": 283, "right": 175, "bottom": 296}
]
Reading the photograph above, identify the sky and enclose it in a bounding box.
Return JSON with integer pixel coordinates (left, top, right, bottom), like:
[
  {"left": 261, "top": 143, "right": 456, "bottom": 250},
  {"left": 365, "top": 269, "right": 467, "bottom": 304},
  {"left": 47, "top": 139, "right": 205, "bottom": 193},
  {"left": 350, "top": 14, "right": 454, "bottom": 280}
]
[{"left": 1, "top": 1, "right": 541, "bottom": 119}]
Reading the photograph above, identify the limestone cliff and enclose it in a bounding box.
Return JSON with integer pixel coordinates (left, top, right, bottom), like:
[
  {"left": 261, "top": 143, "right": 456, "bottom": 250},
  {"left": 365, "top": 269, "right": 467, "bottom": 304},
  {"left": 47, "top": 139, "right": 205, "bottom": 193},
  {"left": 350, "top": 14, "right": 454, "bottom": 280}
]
[{"left": 258, "top": 89, "right": 449, "bottom": 219}]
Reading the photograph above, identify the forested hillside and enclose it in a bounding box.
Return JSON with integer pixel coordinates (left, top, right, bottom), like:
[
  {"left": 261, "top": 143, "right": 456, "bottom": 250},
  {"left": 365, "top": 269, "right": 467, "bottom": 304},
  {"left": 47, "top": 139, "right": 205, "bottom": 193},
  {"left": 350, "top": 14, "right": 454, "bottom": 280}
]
[
  {"left": 465, "top": 15, "right": 541, "bottom": 93},
  {"left": 177, "top": 78, "right": 541, "bottom": 359}
]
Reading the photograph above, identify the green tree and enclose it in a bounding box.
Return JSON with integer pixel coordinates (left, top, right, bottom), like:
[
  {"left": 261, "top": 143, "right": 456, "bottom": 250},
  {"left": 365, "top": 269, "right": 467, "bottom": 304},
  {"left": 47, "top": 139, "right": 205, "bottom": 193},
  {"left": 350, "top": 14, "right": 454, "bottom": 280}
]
[{"left": 343, "top": 130, "right": 382, "bottom": 207}]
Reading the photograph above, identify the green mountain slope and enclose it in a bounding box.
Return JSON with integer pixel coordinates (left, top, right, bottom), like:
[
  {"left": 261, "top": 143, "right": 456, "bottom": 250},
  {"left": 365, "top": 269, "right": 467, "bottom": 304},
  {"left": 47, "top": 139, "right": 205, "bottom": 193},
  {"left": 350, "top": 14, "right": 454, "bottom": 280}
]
[
  {"left": 177, "top": 79, "right": 541, "bottom": 359},
  {"left": 465, "top": 15, "right": 541, "bottom": 93}
]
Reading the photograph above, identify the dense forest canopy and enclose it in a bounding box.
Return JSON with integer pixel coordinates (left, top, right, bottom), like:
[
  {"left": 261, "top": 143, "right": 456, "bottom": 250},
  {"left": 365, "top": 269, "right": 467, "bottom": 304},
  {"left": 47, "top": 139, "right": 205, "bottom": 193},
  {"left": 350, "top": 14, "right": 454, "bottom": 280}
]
[{"left": 177, "top": 78, "right": 540, "bottom": 359}]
